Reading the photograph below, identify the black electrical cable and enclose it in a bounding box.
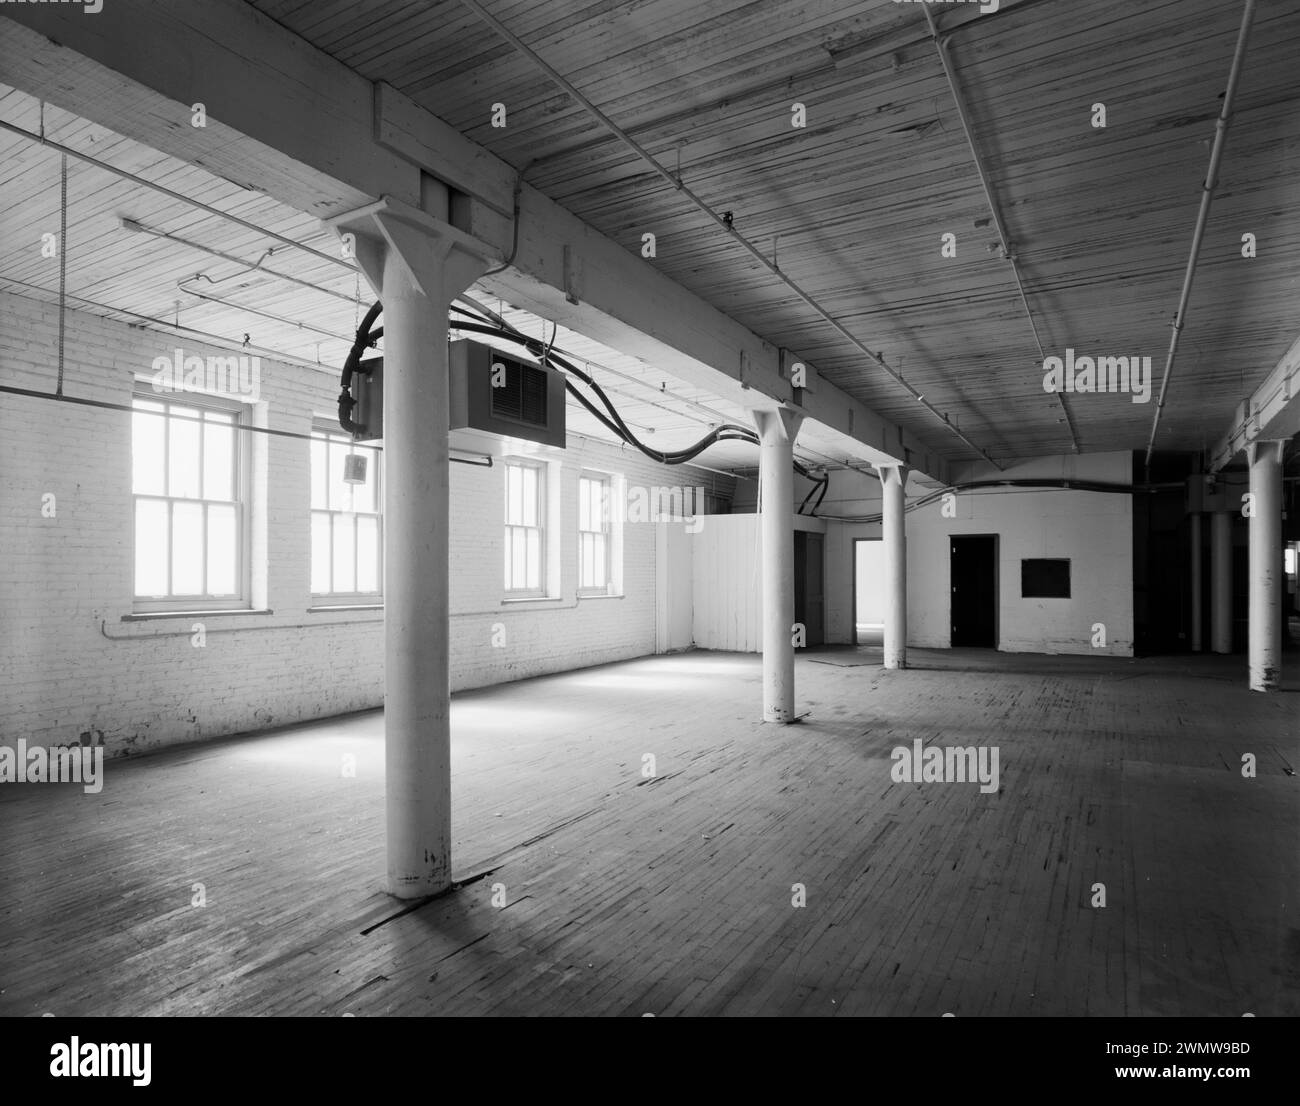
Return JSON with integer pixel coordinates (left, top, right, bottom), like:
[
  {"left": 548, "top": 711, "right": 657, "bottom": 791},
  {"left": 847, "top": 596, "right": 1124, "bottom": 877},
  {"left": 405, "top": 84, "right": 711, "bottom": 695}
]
[
  {"left": 808, "top": 473, "right": 830, "bottom": 515},
  {"left": 447, "top": 318, "right": 760, "bottom": 466},
  {"left": 451, "top": 301, "right": 779, "bottom": 464},
  {"left": 346, "top": 301, "right": 832, "bottom": 480},
  {"left": 798, "top": 480, "right": 818, "bottom": 514},
  {"left": 797, "top": 469, "right": 830, "bottom": 515},
  {"left": 448, "top": 306, "right": 745, "bottom": 460},
  {"left": 338, "top": 302, "right": 383, "bottom": 436}
]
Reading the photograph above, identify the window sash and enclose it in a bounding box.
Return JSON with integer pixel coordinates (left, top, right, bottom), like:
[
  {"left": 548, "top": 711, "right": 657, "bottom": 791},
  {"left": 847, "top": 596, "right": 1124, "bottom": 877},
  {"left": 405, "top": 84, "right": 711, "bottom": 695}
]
[
  {"left": 311, "top": 509, "right": 383, "bottom": 597},
  {"left": 504, "top": 461, "right": 545, "bottom": 593},
  {"left": 579, "top": 532, "right": 607, "bottom": 590},
  {"left": 132, "top": 396, "right": 246, "bottom": 608},
  {"left": 310, "top": 426, "right": 383, "bottom": 599},
  {"left": 578, "top": 474, "right": 610, "bottom": 592}
]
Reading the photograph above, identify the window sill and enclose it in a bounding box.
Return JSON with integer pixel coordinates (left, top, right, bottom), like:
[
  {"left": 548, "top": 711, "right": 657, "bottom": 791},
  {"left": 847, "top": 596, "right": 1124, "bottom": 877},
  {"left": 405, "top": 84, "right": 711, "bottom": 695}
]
[
  {"left": 501, "top": 596, "right": 562, "bottom": 606},
  {"left": 577, "top": 592, "right": 624, "bottom": 600},
  {"left": 123, "top": 609, "right": 272, "bottom": 621},
  {"left": 103, "top": 608, "right": 383, "bottom": 641},
  {"left": 309, "top": 603, "right": 384, "bottom": 612}
]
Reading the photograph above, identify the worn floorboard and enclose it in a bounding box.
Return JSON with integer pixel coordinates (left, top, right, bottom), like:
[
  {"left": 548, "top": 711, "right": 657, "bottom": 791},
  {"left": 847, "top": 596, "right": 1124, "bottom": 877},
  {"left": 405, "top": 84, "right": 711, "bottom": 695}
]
[{"left": 0, "top": 647, "right": 1295, "bottom": 1017}]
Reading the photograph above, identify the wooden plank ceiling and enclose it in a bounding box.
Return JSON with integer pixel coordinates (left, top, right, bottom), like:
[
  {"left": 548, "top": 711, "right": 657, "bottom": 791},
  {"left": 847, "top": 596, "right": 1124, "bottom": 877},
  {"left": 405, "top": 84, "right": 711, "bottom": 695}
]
[
  {"left": 2, "top": 0, "right": 1298, "bottom": 471},
  {"left": 0, "top": 88, "right": 782, "bottom": 474},
  {"left": 243, "top": 0, "right": 1300, "bottom": 464}
]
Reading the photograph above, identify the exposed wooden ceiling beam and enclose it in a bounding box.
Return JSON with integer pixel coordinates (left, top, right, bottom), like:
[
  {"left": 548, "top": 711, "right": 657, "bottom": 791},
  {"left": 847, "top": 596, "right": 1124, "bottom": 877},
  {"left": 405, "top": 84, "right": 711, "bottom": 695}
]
[
  {"left": 1208, "top": 333, "right": 1300, "bottom": 472},
  {"left": 0, "top": 0, "right": 948, "bottom": 481}
]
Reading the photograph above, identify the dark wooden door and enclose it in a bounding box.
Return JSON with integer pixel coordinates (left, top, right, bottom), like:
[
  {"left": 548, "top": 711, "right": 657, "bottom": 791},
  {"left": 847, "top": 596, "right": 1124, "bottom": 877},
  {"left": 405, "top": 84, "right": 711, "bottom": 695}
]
[{"left": 951, "top": 535, "right": 997, "bottom": 647}]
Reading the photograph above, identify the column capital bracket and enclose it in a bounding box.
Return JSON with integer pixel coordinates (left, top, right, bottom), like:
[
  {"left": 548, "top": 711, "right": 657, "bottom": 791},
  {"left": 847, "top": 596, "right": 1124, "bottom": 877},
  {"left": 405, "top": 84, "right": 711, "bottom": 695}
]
[
  {"left": 874, "top": 462, "right": 910, "bottom": 487},
  {"left": 752, "top": 406, "right": 804, "bottom": 443},
  {"left": 1246, "top": 438, "right": 1288, "bottom": 467},
  {"left": 322, "top": 195, "right": 503, "bottom": 301}
]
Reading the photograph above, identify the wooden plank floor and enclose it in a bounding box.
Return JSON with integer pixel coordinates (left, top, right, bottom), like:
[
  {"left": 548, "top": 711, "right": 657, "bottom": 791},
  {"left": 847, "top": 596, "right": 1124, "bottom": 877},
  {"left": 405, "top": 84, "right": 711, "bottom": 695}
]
[{"left": 1, "top": 647, "right": 1296, "bottom": 1017}]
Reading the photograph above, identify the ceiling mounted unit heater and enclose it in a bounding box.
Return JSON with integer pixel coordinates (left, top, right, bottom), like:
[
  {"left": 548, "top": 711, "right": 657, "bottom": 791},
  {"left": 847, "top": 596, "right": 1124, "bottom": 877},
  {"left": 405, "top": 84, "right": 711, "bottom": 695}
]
[{"left": 449, "top": 339, "right": 566, "bottom": 448}]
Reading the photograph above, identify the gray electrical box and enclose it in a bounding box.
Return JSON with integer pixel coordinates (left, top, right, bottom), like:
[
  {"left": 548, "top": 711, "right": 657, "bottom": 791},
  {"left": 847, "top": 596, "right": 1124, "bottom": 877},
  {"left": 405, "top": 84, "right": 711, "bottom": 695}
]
[{"left": 351, "top": 357, "right": 383, "bottom": 442}]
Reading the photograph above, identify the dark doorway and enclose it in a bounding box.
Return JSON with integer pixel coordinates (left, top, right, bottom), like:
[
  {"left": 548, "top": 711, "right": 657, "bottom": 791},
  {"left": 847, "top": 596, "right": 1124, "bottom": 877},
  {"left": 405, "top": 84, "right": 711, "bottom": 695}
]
[
  {"left": 794, "top": 531, "right": 825, "bottom": 647},
  {"left": 951, "top": 535, "right": 997, "bottom": 647},
  {"left": 1132, "top": 451, "right": 1197, "bottom": 654}
]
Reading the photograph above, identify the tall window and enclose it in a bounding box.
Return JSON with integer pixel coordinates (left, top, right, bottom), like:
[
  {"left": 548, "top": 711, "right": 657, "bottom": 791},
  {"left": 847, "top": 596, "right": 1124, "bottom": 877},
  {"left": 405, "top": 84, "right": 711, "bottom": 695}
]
[
  {"left": 311, "top": 425, "right": 382, "bottom": 601},
  {"left": 578, "top": 473, "right": 611, "bottom": 592},
  {"left": 132, "top": 394, "right": 245, "bottom": 608},
  {"left": 504, "top": 460, "right": 545, "bottom": 594}
]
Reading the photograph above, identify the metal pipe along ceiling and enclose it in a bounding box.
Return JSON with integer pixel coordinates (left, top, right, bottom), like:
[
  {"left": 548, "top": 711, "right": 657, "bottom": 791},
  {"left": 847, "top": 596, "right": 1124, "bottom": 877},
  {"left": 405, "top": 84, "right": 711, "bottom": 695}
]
[
  {"left": 0, "top": 118, "right": 355, "bottom": 274},
  {"left": 122, "top": 217, "right": 360, "bottom": 306},
  {"left": 921, "top": 5, "right": 1080, "bottom": 456},
  {"left": 456, "top": 0, "right": 1003, "bottom": 470},
  {"left": 1144, "top": 0, "right": 1257, "bottom": 473}
]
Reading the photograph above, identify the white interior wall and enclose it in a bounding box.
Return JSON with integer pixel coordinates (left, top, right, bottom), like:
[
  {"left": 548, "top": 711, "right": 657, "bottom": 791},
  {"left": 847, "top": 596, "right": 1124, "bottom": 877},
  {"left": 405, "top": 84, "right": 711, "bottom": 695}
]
[
  {"left": 904, "top": 453, "right": 1134, "bottom": 655},
  {"left": 0, "top": 290, "right": 731, "bottom": 756},
  {"left": 691, "top": 515, "right": 763, "bottom": 651},
  {"left": 690, "top": 513, "right": 826, "bottom": 652},
  {"left": 722, "top": 453, "right": 1135, "bottom": 655},
  {"left": 656, "top": 521, "right": 694, "bottom": 652}
]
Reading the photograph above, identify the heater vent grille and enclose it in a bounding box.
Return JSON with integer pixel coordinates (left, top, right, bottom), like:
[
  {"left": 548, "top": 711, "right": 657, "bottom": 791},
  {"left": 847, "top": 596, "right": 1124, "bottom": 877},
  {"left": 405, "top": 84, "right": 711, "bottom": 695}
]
[
  {"left": 490, "top": 359, "right": 549, "bottom": 428},
  {"left": 448, "top": 340, "right": 566, "bottom": 449}
]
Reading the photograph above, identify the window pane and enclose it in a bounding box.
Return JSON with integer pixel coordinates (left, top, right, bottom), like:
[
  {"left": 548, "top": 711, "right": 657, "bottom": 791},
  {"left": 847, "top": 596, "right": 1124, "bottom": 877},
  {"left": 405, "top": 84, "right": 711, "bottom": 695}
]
[
  {"left": 311, "top": 438, "right": 328, "bottom": 511},
  {"left": 333, "top": 512, "right": 356, "bottom": 592},
  {"left": 328, "top": 439, "right": 347, "bottom": 512},
  {"left": 593, "top": 535, "right": 606, "bottom": 587},
  {"left": 582, "top": 477, "right": 607, "bottom": 534},
  {"left": 132, "top": 407, "right": 166, "bottom": 496},
  {"left": 311, "top": 512, "right": 331, "bottom": 594},
  {"left": 207, "top": 504, "right": 237, "bottom": 595},
  {"left": 509, "top": 527, "right": 525, "bottom": 587},
  {"left": 203, "top": 419, "right": 234, "bottom": 501},
  {"left": 508, "top": 529, "right": 524, "bottom": 589},
  {"left": 579, "top": 479, "right": 591, "bottom": 532},
  {"left": 522, "top": 468, "right": 538, "bottom": 527},
  {"left": 351, "top": 447, "right": 377, "bottom": 514},
  {"left": 357, "top": 515, "right": 379, "bottom": 592},
  {"left": 172, "top": 500, "right": 204, "bottom": 595},
  {"left": 506, "top": 465, "right": 521, "bottom": 524},
  {"left": 526, "top": 528, "right": 540, "bottom": 589},
  {"left": 168, "top": 407, "right": 201, "bottom": 499},
  {"left": 134, "top": 499, "right": 169, "bottom": 596}
]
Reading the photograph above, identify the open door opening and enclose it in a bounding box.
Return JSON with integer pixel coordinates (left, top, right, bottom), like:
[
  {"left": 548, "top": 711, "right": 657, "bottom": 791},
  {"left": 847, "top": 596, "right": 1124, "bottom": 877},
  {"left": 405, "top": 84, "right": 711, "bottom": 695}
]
[
  {"left": 794, "top": 530, "right": 825, "bottom": 647},
  {"left": 853, "top": 538, "right": 885, "bottom": 646},
  {"left": 951, "top": 534, "right": 998, "bottom": 648}
]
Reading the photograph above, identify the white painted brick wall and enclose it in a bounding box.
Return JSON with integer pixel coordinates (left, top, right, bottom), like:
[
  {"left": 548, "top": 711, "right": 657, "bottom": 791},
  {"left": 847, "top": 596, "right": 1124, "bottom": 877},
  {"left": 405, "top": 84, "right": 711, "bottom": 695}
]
[{"left": 0, "top": 291, "right": 731, "bottom": 758}]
